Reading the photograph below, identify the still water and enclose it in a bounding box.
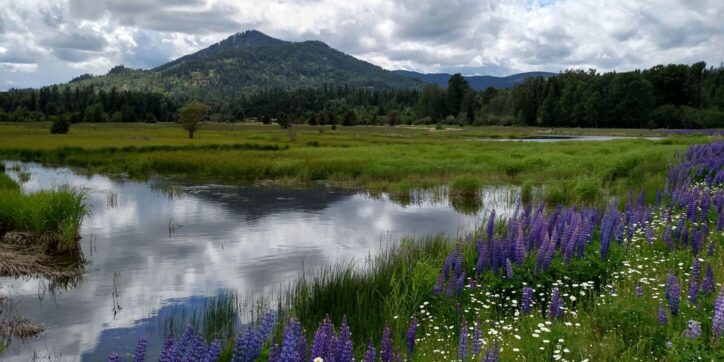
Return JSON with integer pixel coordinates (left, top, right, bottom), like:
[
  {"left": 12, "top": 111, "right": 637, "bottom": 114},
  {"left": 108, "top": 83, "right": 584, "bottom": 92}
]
[{"left": 0, "top": 162, "right": 517, "bottom": 361}]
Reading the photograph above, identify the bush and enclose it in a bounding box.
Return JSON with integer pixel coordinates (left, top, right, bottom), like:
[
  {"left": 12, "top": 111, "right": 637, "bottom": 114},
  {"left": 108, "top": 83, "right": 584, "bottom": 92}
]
[{"left": 50, "top": 116, "right": 71, "bottom": 134}]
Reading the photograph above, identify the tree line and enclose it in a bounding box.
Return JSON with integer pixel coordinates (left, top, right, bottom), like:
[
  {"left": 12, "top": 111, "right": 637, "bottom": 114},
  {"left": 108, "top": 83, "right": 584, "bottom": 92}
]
[
  {"left": 1, "top": 62, "right": 722, "bottom": 129},
  {"left": 0, "top": 85, "right": 178, "bottom": 123}
]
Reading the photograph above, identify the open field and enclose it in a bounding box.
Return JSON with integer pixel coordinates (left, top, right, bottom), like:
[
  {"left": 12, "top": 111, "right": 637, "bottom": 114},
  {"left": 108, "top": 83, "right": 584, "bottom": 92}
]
[{"left": 0, "top": 122, "right": 715, "bottom": 204}]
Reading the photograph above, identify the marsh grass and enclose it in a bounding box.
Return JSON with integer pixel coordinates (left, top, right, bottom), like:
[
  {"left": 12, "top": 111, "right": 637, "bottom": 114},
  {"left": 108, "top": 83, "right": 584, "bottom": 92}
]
[
  {"left": 0, "top": 172, "right": 88, "bottom": 255},
  {"left": 281, "top": 237, "right": 452, "bottom": 351},
  {"left": 0, "top": 123, "right": 707, "bottom": 204}
]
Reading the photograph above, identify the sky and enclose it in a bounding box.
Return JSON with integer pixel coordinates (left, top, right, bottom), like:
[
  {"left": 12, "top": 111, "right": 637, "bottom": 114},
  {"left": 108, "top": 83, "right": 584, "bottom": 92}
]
[{"left": 0, "top": 0, "right": 722, "bottom": 90}]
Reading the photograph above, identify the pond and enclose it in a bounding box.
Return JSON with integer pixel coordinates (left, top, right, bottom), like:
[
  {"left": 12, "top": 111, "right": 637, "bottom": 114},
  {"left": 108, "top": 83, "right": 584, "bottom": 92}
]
[{"left": 0, "top": 162, "right": 519, "bottom": 360}]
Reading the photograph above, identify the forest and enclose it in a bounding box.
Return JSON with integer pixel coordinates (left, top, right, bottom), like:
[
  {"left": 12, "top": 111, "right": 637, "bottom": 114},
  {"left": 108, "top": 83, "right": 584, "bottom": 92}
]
[{"left": 1, "top": 62, "right": 722, "bottom": 129}]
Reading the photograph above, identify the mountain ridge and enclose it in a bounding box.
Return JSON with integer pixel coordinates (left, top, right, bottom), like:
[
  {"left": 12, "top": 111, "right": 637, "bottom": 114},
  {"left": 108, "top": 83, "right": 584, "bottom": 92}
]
[
  {"left": 393, "top": 70, "right": 556, "bottom": 90},
  {"left": 70, "top": 30, "right": 421, "bottom": 98}
]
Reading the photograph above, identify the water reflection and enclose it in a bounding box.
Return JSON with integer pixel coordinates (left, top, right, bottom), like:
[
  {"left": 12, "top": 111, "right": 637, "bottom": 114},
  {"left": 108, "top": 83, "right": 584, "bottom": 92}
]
[{"left": 0, "top": 162, "right": 517, "bottom": 360}]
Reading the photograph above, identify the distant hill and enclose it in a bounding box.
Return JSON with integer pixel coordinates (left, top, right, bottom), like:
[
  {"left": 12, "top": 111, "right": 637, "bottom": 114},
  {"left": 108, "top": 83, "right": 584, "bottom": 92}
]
[
  {"left": 393, "top": 70, "right": 556, "bottom": 90},
  {"left": 70, "top": 30, "right": 421, "bottom": 98}
]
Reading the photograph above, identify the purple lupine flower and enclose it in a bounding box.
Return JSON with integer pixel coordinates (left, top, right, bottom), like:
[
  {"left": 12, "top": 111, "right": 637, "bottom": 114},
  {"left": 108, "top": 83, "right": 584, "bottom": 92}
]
[
  {"left": 432, "top": 274, "right": 444, "bottom": 295},
  {"left": 297, "top": 332, "right": 307, "bottom": 362},
  {"left": 234, "top": 311, "right": 277, "bottom": 362},
  {"left": 280, "top": 319, "right": 301, "bottom": 362},
  {"left": 268, "top": 337, "right": 280, "bottom": 362},
  {"left": 713, "top": 289, "right": 724, "bottom": 338},
  {"left": 204, "top": 340, "right": 222, "bottom": 362},
  {"left": 178, "top": 325, "right": 195, "bottom": 357},
  {"left": 310, "top": 317, "right": 332, "bottom": 362},
  {"left": 233, "top": 329, "right": 253, "bottom": 362},
  {"left": 405, "top": 316, "right": 417, "bottom": 354},
  {"left": 681, "top": 320, "right": 701, "bottom": 339},
  {"left": 189, "top": 335, "right": 209, "bottom": 361},
  {"left": 658, "top": 303, "right": 668, "bottom": 325},
  {"left": 337, "top": 317, "right": 353, "bottom": 362},
  {"left": 486, "top": 210, "right": 496, "bottom": 242},
  {"left": 108, "top": 353, "right": 119, "bottom": 362},
  {"left": 458, "top": 319, "right": 468, "bottom": 360},
  {"left": 666, "top": 273, "right": 680, "bottom": 316},
  {"left": 363, "top": 340, "right": 377, "bottom": 362},
  {"left": 709, "top": 241, "right": 715, "bottom": 256},
  {"left": 132, "top": 336, "right": 147, "bottom": 362},
  {"left": 688, "top": 259, "right": 701, "bottom": 305},
  {"left": 701, "top": 264, "right": 715, "bottom": 294},
  {"left": 513, "top": 226, "right": 526, "bottom": 263},
  {"left": 471, "top": 319, "right": 482, "bottom": 357},
  {"left": 456, "top": 272, "right": 466, "bottom": 296},
  {"left": 521, "top": 287, "right": 533, "bottom": 315},
  {"left": 380, "top": 324, "right": 393, "bottom": 362},
  {"left": 483, "top": 340, "right": 499, "bottom": 362},
  {"left": 504, "top": 258, "right": 513, "bottom": 279},
  {"left": 549, "top": 288, "right": 564, "bottom": 320},
  {"left": 635, "top": 282, "right": 644, "bottom": 297},
  {"left": 159, "top": 336, "right": 175, "bottom": 362}
]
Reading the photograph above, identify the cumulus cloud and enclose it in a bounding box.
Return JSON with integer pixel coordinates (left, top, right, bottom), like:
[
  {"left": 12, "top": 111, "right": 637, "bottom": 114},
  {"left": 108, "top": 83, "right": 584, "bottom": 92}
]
[{"left": 0, "top": 0, "right": 722, "bottom": 89}]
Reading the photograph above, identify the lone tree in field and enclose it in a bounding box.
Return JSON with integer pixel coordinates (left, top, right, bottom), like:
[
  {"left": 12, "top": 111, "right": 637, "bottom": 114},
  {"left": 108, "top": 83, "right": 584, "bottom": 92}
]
[{"left": 179, "top": 101, "right": 209, "bottom": 139}]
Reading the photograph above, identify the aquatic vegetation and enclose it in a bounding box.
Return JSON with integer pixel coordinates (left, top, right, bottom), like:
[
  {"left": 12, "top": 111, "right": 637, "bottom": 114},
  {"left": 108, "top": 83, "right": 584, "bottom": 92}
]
[{"left": 0, "top": 186, "right": 88, "bottom": 254}]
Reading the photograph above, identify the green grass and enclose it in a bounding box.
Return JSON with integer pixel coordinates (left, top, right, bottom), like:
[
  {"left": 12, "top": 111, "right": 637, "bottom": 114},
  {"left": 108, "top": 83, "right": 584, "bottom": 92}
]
[
  {"left": 0, "top": 171, "right": 87, "bottom": 254},
  {"left": 0, "top": 122, "right": 710, "bottom": 204}
]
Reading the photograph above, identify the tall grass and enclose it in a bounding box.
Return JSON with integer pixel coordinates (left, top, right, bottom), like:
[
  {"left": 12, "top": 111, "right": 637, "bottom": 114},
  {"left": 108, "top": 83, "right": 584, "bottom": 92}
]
[
  {"left": 0, "top": 173, "right": 18, "bottom": 191},
  {"left": 0, "top": 186, "right": 87, "bottom": 254},
  {"left": 282, "top": 237, "right": 451, "bottom": 350}
]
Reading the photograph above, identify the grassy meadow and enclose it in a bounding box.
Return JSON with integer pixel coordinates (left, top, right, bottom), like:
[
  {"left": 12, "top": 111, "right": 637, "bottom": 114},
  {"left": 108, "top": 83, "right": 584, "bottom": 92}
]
[{"left": 0, "top": 122, "right": 714, "bottom": 204}]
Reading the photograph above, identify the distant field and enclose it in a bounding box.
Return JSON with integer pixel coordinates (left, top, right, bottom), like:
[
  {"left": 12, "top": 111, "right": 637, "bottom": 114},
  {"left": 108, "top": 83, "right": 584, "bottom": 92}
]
[{"left": 0, "top": 122, "right": 713, "bottom": 203}]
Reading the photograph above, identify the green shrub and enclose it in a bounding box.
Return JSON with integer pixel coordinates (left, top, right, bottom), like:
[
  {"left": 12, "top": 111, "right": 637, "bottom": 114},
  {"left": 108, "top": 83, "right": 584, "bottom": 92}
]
[{"left": 50, "top": 116, "right": 71, "bottom": 134}]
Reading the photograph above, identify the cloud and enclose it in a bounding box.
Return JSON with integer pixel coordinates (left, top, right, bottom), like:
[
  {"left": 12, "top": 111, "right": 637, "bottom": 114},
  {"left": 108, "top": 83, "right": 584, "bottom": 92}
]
[{"left": 0, "top": 0, "right": 722, "bottom": 88}]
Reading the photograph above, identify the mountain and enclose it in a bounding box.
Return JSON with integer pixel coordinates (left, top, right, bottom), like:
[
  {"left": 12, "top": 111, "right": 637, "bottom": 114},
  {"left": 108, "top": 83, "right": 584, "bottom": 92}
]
[
  {"left": 393, "top": 70, "right": 556, "bottom": 90},
  {"left": 70, "top": 30, "right": 421, "bottom": 98}
]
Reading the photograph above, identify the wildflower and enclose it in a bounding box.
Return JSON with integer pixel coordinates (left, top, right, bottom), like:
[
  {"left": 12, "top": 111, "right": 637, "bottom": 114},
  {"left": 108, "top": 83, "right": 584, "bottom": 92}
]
[
  {"left": 666, "top": 273, "right": 680, "bottom": 315},
  {"left": 688, "top": 259, "right": 701, "bottom": 305},
  {"left": 458, "top": 319, "right": 469, "bottom": 360},
  {"left": 132, "top": 337, "right": 147, "bottom": 362},
  {"left": 713, "top": 289, "right": 724, "bottom": 338},
  {"left": 108, "top": 353, "right": 120, "bottom": 362},
  {"left": 635, "top": 282, "right": 644, "bottom": 297},
  {"left": 505, "top": 258, "right": 514, "bottom": 280},
  {"left": 483, "top": 339, "right": 499, "bottom": 362},
  {"left": 549, "top": 288, "right": 564, "bottom": 320},
  {"left": 520, "top": 287, "right": 533, "bottom": 314},
  {"left": 701, "top": 264, "right": 715, "bottom": 294},
  {"left": 337, "top": 317, "right": 353, "bottom": 362},
  {"left": 281, "top": 319, "right": 302, "bottom": 362},
  {"left": 363, "top": 340, "right": 377, "bottom": 362},
  {"left": 681, "top": 320, "right": 701, "bottom": 339},
  {"left": 658, "top": 303, "right": 668, "bottom": 325},
  {"left": 405, "top": 316, "right": 417, "bottom": 354},
  {"left": 204, "top": 340, "right": 222, "bottom": 362},
  {"left": 380, "top": 324, "right": 393, "bottom": 362},
  {"left": 472, "top": 320, "right": 483, "bottom": 357}
]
